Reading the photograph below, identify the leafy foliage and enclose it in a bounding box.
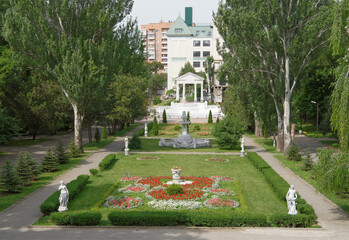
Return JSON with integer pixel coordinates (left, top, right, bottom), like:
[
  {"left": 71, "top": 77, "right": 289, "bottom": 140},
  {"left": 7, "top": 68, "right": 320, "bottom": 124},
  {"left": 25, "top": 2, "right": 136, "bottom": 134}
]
[
  {"left": 94, "top": 128, "right": 101, "bottom": 143},
  {"left": 0, "top": 159, "right": 22, "bottom": 193},
  {"left": 98, "top": 154, "right": 116, "bottom": 171},
  {"left": 102, "top": 127, "right": 108, "bottom": 140},
  {"left": 287, "top": 142, "right": 302, "bottom": 161},
  {"left": 162, "top": 110, "right": 167, "bottom": 123},
  {"left": 68, "top": 138, "right": 80, "bottom": 158},
  {"left": 89, "top": 169, "right": 98, "bottom": 176},
  {"left": 0, "top": 108, "right": 21, "bottom": 144},
  {"left": 129, "top": 134, "right": 142, "bottom": 149},
  {"left": 166, "top": 184, "right": 184, "bottom": 195},
  {"left": 51, "top": 211, "right": 102, "bottom": 226},
  {"left": 178, "top": 62, "right": 195, "bottom": 77}
]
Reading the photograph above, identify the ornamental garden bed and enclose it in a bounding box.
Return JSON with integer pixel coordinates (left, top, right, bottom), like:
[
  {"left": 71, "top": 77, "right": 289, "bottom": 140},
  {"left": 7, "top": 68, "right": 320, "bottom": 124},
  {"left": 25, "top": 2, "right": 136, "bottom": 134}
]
[
  {"left": 141, "top": 123, "right": 215, "bottom": 138},
  {"left": 136, "top": 156, "right": 160, "bottom": 160},
  {"left": 205, "top": 157, "right": 229, "bottom": 163},
  {"left": 36, "top": 153, "right": 317, "bottom": 227}
]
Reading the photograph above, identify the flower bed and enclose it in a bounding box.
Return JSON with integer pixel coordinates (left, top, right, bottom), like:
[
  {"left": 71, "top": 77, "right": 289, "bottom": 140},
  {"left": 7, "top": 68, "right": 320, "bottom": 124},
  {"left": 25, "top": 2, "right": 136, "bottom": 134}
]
[
  {"left": 136, "top": 156, "right": 160, "bottom": 160},
  {"left": 204, "top": 197, "right": 239, "bottom": 209},
  {"left": 211, "top": 188, "right": 234, "bottom": 196},
  {"left": 104, "top": 196, "right": 143, "bottom": 209},
  {"left": 205, "top": 158, "right": 229, "bottom": 163}
]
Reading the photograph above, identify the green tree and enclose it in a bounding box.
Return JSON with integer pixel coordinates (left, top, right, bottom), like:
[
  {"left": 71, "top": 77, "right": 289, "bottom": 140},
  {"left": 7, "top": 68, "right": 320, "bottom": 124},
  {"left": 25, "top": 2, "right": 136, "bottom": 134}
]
[
  {"left": 152, "top": 116, "right": 159, "bottom": 136},
  {"left": 3, "top": 0, "right": 139, "bottom": 152},
  {"left": 215, "top": 0, "right": 332, "bottom": 153},
  {"left": 187, "top": 111, "right": 190, "bottom": 123},
  {"left": 94, "top": 128, "right": 101, "bottom": 143},
  {"left": 208, "top": 110, "right": 213, "bottom": 124},
  {"left": 24, "top": 152, "right": 40, "bottom": 179},
  {"left": 163, "top": 110, "right": 167, "bottom": 123},
  {"left": 102, "top": 127, "right": 108, "bottom": 140},
  {"left": 0, "top": 108, "right": 20, "bottom": 144},
  {"left": 41, "top": 147, "right": 59, "bottom": 172},
  {"left": 204, "top": 56, "right": 215, "bottom": 103},
  {"left": 178, "top": 62, "right": 196, "bottom": 77},
  {"left": 55, "top": 139, "right": 69, "bottom": 164},
  {"left": 15, "top": 152, "right": 31, "bottom": 184},
  {"left": 68, "top": 138, "right": 80, "bottom": 158},
  {"left": 0, "top": 159, "right": 22, "bottom": 193}
]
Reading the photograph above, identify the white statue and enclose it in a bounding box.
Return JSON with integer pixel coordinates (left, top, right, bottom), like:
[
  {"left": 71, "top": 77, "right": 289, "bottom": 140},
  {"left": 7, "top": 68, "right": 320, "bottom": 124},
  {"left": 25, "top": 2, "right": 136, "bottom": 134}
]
[
  {"left": 124, "top": 137, "right": 129, "bottom": 155},
  {"left": 240, "top": 136, "right": 245, "bottom": 157},
  {"left": 58, "top": 181, "right": 69, "bottom": 212},
  {"left": 144, "top": 123, "right": 148, "bottom": 137},
  {"left": 286, "top": 185, "right": 298, "bottom": 215}
]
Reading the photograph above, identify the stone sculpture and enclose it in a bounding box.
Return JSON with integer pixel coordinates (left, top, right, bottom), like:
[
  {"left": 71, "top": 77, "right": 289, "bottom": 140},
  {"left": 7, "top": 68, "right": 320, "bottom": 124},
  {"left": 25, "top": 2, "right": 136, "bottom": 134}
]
[
  {"left": 240, "top": 137, "right": 245, "bottom": 157},
  {"left": 124, "top": 137, "right": 129, "bottom": 155},
  {"left": 144, "top": 123, "right": 148, "bottom": 137},
  {"left": 286, "top": 185, "right": 298, "bottom": 215},
  {"left": 58, "top": 181, "right": 69, "bottom": 212}
]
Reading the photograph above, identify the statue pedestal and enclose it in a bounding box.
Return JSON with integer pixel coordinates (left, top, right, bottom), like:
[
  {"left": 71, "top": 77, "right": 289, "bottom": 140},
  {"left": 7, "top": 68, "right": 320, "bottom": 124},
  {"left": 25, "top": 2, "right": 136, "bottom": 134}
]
[
  {"left": 125, "top": 148, "right": 129, "bottom": 156},
  {"left": 58, "top": 206, "right": 68, "bottom": 212}
]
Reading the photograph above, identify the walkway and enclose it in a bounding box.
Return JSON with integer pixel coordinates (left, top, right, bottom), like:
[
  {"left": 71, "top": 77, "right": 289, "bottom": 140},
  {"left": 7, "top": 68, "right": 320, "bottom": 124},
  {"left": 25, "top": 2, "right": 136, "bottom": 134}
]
[{"left": 0, "top": 122, "right": 348, "bottom": 240}]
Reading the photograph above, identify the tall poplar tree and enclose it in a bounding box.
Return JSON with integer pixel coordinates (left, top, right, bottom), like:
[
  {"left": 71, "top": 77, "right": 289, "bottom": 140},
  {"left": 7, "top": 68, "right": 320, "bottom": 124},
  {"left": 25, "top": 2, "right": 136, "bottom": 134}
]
[
  {"left": 3, "top": 0, "right": 137, "bottom": 152},
  {"left": 215, "top": 0, "right": 332, "bottom": 152}
]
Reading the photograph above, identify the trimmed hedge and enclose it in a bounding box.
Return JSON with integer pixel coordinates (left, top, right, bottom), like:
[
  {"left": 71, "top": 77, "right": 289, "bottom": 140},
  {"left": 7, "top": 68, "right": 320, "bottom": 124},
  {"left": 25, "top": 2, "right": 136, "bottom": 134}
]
[
  {"left": 40, "top": 175, "right": 90, "bottom": 215},
  {"left": 98, "top": 154, "right": 116, "bottom": 171},
  {"left": 51, "top": 211, "right": 102, "bottom": 226},
  {"left": 246, "top": 152, "right": 270, "bottom": 171},
  {"left": 269, "top": 213, "right": 316, "bottom": 228},
  {"left": 138, "top": 122, "right": 153, "bottom": 136}
]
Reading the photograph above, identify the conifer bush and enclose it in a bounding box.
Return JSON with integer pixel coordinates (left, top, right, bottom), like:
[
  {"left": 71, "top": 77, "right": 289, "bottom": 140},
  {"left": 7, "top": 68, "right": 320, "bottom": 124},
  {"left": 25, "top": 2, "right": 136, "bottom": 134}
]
[
  {"left": 208, "top": 110, "right": 213, "bottom": 124},
  {"left": 287, "top": 141, "right": 302, "bottom": 161},
  {"left": 187, "top": 111, "right": 190, "bottom": 122},
  {"left": 163, "top": 110, "right": 167, "bottom": 123},
  {"left": 94, "top": 127, "right": 101, "bottom": 143},
  {"left": 152, "top": 116, "right": 159, "bottom": 135},
  {"left": 68, "top": 138, "right": 80, "bottom": 158},
  {"left": 102, "top": 127, "right": 108, "bottom": 139},
  {"left": 41, "top": 147, "right": 59, "bottom": 172},
  {"left": 89, "top": 168, "right": 98, "bottom": 176},
  {"left": 24, "top": 152, "right": 40, "bottom": 179},
  {"left": 129, "top": 134, "right": 141, "bottom": 149},
  {"left": 166, "top": 184, "right": 184, "bottom": 195},
  {"left": 15, "top": 152, "right": 32, "bottom": 184},
  {"left": 55, "top": 139, "right": 69, "bottom": 164},
  {"left": 0, "top": 159, "right": 22, "bottom": 193},
  {"left": 216, "top": 118, "right": 220, "bottom": 124}
]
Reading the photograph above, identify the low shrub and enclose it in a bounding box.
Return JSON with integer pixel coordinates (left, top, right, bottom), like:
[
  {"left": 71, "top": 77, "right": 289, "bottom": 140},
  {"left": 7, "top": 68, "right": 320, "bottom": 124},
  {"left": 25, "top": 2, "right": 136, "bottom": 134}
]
[
  {"left": 152, "top": 116, "right": 159, "bottom": 135},
  {"left": 153, "top": 96, "right": 162, "bottom": 105},
  {"left": 89, "top": 168, "right": 98, "bottom": 176},
  {"left": 269, "top": 213, "right": 315, "bottom": 228},
  {"left": 287, "top": 141, "right": 302, "bottom": 161},
  {"left": 298, "top": 203, "right": 315, "bottom": 216},
  {"left": 166, "top": 184, "right": 184, "bottom": 195},
  {"left": 261, "top": 168, "right": 289, "bottom": 201},
  {"left": 193, "top": 125, "right": 201, "bottom": 131},
  {"left": 247, "top": 152, "right": 270, "bottom": 171},
  {"left": 129, "top": 134, "right": 141, "bottom": 149},
  {"left": 55, "top": 139, "right": 69, "bottom": 164},
  {"left": 68, "top": 138, "right": 80, "bottom": 158},
  {"left": 108, "top": 211, "right": 180, "bottom": 226},
  {"left": 174, "top": 125, "right": 181, "bottom": 131},
  {"left": 40, "top": 175, "right": 90, "bottom": 215},
  {"left": 51, "top": 211, "right": 102, "bottom": 226},
  {"left": 98, "top": 154, "right": 116, "bottom": 171}
]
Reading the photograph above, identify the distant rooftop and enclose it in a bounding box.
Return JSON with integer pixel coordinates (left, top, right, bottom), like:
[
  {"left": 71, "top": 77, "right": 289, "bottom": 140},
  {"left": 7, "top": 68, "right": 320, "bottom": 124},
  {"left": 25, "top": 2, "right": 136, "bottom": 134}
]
[{"left": 167, "top": 16, "right": 213, "bottom": 37}]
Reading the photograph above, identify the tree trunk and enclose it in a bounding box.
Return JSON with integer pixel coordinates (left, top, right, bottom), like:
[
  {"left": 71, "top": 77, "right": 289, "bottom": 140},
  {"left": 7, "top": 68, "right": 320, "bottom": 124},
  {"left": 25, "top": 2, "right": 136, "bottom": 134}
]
[
  {"left": 72, "top": 103, "right": 84, "bottom": 153},
  {"left": 87, "top": 125, "right": 93, "bottom": 146},
  {"left": 283, "top": 54, "right": 292, "bottom": 154},
  {"left": 32, "top": 131, "right": 37, "bottom": 140},
  {"left": 276, "top": 120, "right": 284, "bottom": 152},
  {"left": 254, "top": 112, "right": 263, "bottom": 137},
  {"left": 299, "top": 114, "right": 302, "bottom": 130}
]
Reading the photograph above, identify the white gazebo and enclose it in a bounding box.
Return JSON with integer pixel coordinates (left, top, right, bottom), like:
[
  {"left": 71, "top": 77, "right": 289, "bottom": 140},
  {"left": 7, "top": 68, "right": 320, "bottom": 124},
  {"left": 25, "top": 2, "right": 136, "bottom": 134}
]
[{"left": 174, "top": 72, "right": 204, "bottom": 103}]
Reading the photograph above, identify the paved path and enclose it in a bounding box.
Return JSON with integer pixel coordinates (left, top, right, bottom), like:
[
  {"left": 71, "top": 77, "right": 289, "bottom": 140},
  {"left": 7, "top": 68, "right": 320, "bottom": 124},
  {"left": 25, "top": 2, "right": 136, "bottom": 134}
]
[{"left": 0, "top": 124, "right": 349, "bottom": 239}]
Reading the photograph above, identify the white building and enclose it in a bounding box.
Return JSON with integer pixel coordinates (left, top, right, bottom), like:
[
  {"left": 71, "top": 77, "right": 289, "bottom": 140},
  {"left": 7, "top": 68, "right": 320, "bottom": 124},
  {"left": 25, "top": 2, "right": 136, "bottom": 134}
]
[{"left": 166, "top": 8, "right": 227, "bottom": 102}]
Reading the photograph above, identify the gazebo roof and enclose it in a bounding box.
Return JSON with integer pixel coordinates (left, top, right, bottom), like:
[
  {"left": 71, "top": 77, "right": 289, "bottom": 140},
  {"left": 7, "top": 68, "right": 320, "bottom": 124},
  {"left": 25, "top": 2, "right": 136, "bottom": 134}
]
[{"left": 174, "top": 72, "right": 204, "bottom": 84}]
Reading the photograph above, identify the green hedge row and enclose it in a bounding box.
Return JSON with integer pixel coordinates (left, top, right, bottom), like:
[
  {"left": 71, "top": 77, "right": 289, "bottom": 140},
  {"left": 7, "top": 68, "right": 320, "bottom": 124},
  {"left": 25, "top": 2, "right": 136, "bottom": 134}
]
[
  {"left": 51, "top": 211, "right": 101, "bottom": 226},
  {"left": 107, "top": 211, "right": 314, "bottom": 227},
  {"left": 40, "top": 175, "right": 90, "bottom": 215},
  {"left": 138, "top": 122, "right": 153, "bottom": 136},
  {"left": 246, "top": 152, "right": 317, "bottom": 222},
  {"left": 98, "top": 154, "right": 116, "bottom": 171}
]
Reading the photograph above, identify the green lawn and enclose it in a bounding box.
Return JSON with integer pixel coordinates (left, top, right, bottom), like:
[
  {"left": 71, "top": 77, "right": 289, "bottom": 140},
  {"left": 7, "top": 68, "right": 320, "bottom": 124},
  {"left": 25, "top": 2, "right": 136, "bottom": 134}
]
[
  {"left": 131, "top": 139, "right": 239, "bottom": 153},
  {"left": 42, "top": 153, "right": 286, "bottom": 225},
  {"left": 111, "top": 123, "right": 140, "bottom": 137},
  {"left": 298, "top": 123, "right": 336, "bottom": 138},
  {"left": 0, "top": 154, "right": 89, "bottom": 212},
  {"left": 0, "top": 152, "right": 10, "bottom": 157},
  {"left": 320, "top": 140, "right": 339, "bottom": 149},
  {"left": 255, "top": 138, "right": 279, "bottom": 153},
  {"left": 147, "top": 123, "right": 215, "bottom": 138},
  {"left": 255, "top": 138, "right": 349, "bottom": 214},
  {"left": 5, "top": 138, "right": 48, "bottom": 147}
]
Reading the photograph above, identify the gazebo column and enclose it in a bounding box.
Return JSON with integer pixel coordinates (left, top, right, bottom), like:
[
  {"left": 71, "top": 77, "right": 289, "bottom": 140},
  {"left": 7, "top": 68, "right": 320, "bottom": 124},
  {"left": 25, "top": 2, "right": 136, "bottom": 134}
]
[
  {"left": 200, "top": 83, "right": 203, "bottom": 102},
  {"left": 194, "top": 83, "right": 197, "bottom": 102},
  {"left": 176, "top": 82, "right": 180, "bottom": 100},
  {"left": 183, "top": 83, "right": 186, "bottom": 103}
]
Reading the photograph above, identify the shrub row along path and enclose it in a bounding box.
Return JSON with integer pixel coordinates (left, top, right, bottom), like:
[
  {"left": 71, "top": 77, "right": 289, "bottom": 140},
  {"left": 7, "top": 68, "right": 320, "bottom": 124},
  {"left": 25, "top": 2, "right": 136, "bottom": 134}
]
[{"left": 0, "top": 119, "right": 348, "bottom": 240}]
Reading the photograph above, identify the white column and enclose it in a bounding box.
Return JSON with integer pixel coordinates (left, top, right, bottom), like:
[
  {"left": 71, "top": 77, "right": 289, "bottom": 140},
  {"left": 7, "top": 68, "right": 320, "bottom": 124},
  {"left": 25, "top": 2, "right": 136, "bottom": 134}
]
[
  {"left": 194, "top": 83, "right": 197, "bottom": 102},
  {"left": 176, "top": 82, "right": 179, "bottom": 100},
  {"left": 200, "top": 83, "right": 203, "bottom": 102},
  {"left": 183, "top": 83, "right": 186, "bottom": 103}
]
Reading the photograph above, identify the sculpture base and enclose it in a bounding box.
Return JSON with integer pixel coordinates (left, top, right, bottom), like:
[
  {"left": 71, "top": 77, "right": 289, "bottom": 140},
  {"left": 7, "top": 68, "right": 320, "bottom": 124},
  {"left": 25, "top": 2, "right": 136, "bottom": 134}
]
[
  {"left": 159, "top": 137, "right": 210, "bottom": 149},
  {"left": 166, "top": 180, "right": 193, "bottom": 185},
  {"left": 125, "top": 148, "right": 129, "bottom": 156},
  {"left": 58, "top": 206, "right": 68, "bottom": 212}
]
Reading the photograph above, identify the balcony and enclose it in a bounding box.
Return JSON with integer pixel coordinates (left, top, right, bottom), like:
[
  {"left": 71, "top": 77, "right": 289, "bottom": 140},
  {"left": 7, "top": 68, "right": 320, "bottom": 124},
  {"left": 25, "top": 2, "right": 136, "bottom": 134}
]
[
  {"left": 148, "top": 44, "right": 155, "bottom": 49},
  {"left": 149, "top": 55, "right": 155, "bottom": 60},
  {"left": 161, "top": 38, "right": 167, "bottom": 43},
  {"left": 161, "top": 59, "right": 168, "bottom": 63},
  {"left": 148, "top": 34, "right": 155, "bottom": 40},
  {"left": 161, "top": 45, "right": 168, "bottom": 49}
]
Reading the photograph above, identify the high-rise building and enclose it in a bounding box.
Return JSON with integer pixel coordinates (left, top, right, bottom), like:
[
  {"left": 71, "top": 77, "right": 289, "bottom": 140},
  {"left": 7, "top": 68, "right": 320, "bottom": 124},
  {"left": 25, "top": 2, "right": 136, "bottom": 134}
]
[{"left": 141, "top": 21, "right": 173, "bottom": 73}]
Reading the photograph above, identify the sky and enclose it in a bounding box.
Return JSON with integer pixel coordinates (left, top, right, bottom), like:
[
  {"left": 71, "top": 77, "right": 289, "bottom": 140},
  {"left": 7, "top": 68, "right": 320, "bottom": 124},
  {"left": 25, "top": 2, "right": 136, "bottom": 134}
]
[{"left": 131, "top": 0, "right": 221, "bottom": 26}]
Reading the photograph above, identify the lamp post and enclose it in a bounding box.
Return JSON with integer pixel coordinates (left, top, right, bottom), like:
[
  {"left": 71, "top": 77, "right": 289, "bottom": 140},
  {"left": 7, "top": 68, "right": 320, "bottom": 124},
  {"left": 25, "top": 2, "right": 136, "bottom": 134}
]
[{"left": 311, "top": 101, "right": 319, "bottom": 137}]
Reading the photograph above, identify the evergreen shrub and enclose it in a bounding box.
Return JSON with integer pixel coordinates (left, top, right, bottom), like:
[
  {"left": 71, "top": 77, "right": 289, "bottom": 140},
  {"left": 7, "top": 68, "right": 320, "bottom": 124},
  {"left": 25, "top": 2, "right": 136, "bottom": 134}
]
[
  {"left": 287, "top": 141, "right": 302, "bottom": 161},
  {"left": 129, "top": 134, "right": 141, "bottom": 149},
  {"left": 166, "top": 184, "right": 184, "bottom": 195},
  {"left": 98, "top": 154, "right": 116, "bottom": 171},
  {"left": 68, "top": 138, "right": 80, "bottom": 158},
  {"left": 55, "top": 139, "right": 69, "bottom": 164},
  {"left": 174, "top": 125, "right": 181, "bottom": 131},
  {"left": 163, "top": 110, "right": 167, "bottom": 123},
  {"left": 216, "top": 118, "right": 220, "bottom": 124},
  {"left": 193, "top": 125, "right": 201, "bottom": 131},
  {"left": 15, "top": 152, "right": 32, "bottom": 184},
  {"left": 0, "top": 159, "right": 22, "bottom": 193},
  {"left": 89, "top": 168, "right": 98, "bottom": 176},
  {"left": 152, "top": 116, "right": 159, "bottom": 135},
  {"left": 51, "top": 211, "right": 102, "bottom": 226},
  {"left": 208, "top": 110, "right": 213, "bottom": 124},
  {"left": 40, "top": 175, "right": 90, "bottom": 215},
  {"left": 41, "top": 147, "right": 59, "bottom": 172}
]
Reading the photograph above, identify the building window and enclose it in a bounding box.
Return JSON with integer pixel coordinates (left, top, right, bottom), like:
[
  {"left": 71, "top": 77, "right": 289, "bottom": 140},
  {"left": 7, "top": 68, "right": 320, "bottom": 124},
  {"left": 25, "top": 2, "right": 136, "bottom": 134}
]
[
  {"left": 203, "top": 40, "right": 210, "bottom": 46},
  {"left": 202, "top": 30, "right": 206, "bottom": 35},
  {"left": 196, "top": 30, "right": 200, "bottom": 36},
  {"left": 208, "top": 31, "right": 212, "bottom": 36},
  {"left": 193, "top": 62, "right": 200, "bottom": 68},
  {"left": 203, "top": 51, "right": 210, "bottom": 57},
  {"left": 156, "top": 30, "right": 159, "bottom": 32},
  {"left": 193, "top": 40, "right": 201, "bottom": 47},
  {"left": 193, "top": 51, "right": 201, "bottom": 57},
  {"left": 175, "top": 28, "right": 183, "bottom": 33}
]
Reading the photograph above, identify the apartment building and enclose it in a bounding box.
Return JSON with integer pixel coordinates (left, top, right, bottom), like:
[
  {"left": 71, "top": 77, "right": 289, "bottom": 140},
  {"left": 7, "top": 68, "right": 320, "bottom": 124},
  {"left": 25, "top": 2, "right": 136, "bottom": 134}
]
[{"left": 141, "top": 21, "right": 173, "bottom": 73}]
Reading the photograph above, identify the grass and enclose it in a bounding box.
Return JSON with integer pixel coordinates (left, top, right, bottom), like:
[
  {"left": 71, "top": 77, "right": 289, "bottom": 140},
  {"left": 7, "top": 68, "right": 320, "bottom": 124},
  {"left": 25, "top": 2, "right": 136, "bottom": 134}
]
[
  {"left": 298, "top": 123, "right": 336, "bottom": 138},
  {"left": 111, "top": 123, "right": 140, "bottom": 137},
  {"left": 5, "top": 138, "right": 48, "bottom": 147},
  {"left": 255, "top": 138, "right": 349, "bottom": 214},
  {"left": 131, "top": 139, "right": 239, "bottom": 153},
  {"left": 37, "top": 153, "right": 287, "bottom": 225},
  {"left": 147, "top": 123, "right": 215, "bottom": 138},
  {"left": 0, "top": 154, "right": 89, "bottom": 212},
  {"left": 0, "top": 152, "right": 10, "bottom": 157},
  {"left": 320, "top": 140, "right": 339, "bottom": 149}
]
